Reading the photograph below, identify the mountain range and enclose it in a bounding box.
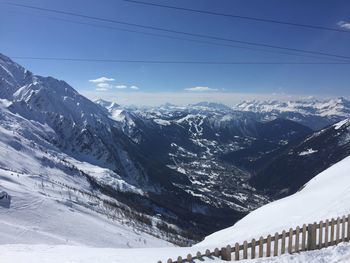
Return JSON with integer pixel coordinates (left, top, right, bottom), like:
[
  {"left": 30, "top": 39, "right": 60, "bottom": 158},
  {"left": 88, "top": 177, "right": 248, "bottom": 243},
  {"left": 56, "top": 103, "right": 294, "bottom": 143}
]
[{"left": 1, "top": 52, "right": 350, "bottom": 244}]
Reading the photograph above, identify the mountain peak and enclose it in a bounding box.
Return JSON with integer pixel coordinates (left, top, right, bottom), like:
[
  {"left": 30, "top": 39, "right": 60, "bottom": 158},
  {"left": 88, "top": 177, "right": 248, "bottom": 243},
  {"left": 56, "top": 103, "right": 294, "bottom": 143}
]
[{"left": 191, "top": 101, "right": 231, "bottom": 110}]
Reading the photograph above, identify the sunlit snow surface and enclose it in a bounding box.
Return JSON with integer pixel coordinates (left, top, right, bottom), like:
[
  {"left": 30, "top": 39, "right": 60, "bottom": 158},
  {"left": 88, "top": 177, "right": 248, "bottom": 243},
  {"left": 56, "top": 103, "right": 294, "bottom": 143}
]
[
  {"left": 0, "top": 100, "right": 170, "bottom": 249},
  {"left": 0, "top": 242, "right": 349, "bottom": 263}
]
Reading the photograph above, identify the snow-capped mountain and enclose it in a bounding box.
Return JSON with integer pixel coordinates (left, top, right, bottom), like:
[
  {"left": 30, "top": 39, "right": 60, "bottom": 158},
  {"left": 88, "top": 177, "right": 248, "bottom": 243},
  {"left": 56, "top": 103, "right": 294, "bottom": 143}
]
[
  {"left": 0, "top": 99, "right": 171, "bottom": 248},
  {"left": 2, "top": 52, "right": 350, "bottom": 248},
  {"left": 235, "top": 98, "right": 350, "bottom": 130},
  {"left": 251, "top": 118, "right": 350, "bottom": 197},
  {"left": 0, "top": 53, "right": 243, "bottom": 244},
  {"left": 98, "top": 99, "right": 313, "bottom": 213}
]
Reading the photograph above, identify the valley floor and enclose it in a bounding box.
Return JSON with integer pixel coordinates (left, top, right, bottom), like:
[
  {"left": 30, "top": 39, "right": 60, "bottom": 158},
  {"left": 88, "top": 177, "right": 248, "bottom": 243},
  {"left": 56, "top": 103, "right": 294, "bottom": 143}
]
[{"left": 0, "top": 242, "right": 349, "bottom": 263}]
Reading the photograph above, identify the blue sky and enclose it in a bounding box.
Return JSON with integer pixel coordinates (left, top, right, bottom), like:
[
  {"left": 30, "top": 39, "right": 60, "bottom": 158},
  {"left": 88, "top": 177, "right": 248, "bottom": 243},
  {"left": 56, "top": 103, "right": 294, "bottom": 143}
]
[{"left": 1, "top": 0, "right": 350, "bottom": 105}]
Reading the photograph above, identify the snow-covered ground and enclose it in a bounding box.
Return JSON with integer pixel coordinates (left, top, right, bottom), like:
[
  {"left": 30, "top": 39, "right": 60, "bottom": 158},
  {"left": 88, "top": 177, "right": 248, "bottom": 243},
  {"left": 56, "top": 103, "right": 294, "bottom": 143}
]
[
  {"left": 0, "top": 169, "right": 170, "bottom": 248},
  {"left": 2, "top": 146, "right": 350, "bottom": 262},
  {"left": 0, "top": 100, "right": 171, "bottom": 249},
  {"left": 0, "top": 242, "right": 349, "bottom": 263}
]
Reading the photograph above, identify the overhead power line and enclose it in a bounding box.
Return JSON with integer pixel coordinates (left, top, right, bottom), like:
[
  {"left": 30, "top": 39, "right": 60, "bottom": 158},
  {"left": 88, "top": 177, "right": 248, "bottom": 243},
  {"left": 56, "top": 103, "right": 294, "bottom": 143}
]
[
  {"left": 42, "top": 17, "right": 347, "bottom": 62},
  {"left": 5, "top": 8, "right": 347, "bottom": 62},
  {"left": 122, "top": 0, "right": 350, "bottom": 34},
  {"left": 3, "top": 2, "right": 350, "bottom": 61},
  {"left": 10, "top": 56, "right": 350, "bottom": 65}
]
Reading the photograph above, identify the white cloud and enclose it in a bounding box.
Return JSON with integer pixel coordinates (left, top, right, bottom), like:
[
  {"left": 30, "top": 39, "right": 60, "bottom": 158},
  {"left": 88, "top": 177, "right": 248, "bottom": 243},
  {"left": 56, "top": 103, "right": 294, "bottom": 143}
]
[
  {"left": 185, "top": 86, "right": 218, "bottom": 92},
  {"left": 89, "top": 77, "right": 115, "bottom": 83},
  {"left": 89, "top": 76, "right": 140, "bottom": 91},
  {"left": 97, "top": 83, "right": 111, "bottom": 88},
  {"left": 115, "top": 85, "right": 128, "bottom": 89},
  {"left": 337, "top": 21, "right": 350, "bottom": 29}
]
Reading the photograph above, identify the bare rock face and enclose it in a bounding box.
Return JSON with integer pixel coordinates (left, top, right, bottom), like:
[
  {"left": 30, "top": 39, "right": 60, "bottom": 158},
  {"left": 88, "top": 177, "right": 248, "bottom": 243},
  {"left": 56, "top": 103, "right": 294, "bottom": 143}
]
[{"left": 0, "top": 191, "right": 11, "bottom": 208}]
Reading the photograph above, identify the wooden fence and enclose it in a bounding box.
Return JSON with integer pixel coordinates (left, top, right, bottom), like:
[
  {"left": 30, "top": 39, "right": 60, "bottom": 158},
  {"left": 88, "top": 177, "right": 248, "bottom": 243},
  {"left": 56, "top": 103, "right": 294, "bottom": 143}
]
[{"left": 158, "top": 214, "right": 350, "bottom": 262}]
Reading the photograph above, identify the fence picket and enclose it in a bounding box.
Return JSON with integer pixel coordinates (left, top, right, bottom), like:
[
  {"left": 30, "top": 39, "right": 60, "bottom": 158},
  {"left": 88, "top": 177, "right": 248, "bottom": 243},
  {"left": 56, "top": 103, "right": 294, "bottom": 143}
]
[
  {"left": 274, "top": 232, "right": 279, "bottom": 256},
  {"left": 235, "top": 243, "right": 240, "bottom": 260},
  {"left": 243, "top": 241, "right": 248, "bottom": 259},
  {"left": 348, "top": 215, "right": 350, "bottom": 242},
  {"left": 342, "top": 216, "right": 346, "bottom": 242},
  {"left": 186, "top": 254, "right": 192, "bottom": 261},
  {"left": 336, "top": 217, "right": 341, "bottom": 244},
  {"left": 214, "top": 248, "right": 220, "bottom": 257},
  {"left": 259, "top": 237, "right": 263, "bottom": 258},
  {"left": 221, "top": 246, "right": 231, "bottom": 261},
  {"left": 301, "top": 224, "right": 306, "bottom": 251},
  {"left": 281, "top": 231, "right": 286, "bottom": 254},
  {"left": 331, "top": 218, "right": 335, "bottom": 246},
  {"left": 251, "top": 239, "right": 256, "bottom": 259},
  {"left": 295, "top": 226, "right": 300, "bottom": 252},
  {"left": 288, "top": 228, "right": 293, "bottom": 253},
  {"left": 266, "top": 235, "right": 271, "bottom": 257},
  {"left": 325, "top": 220, "right": 329, "bottom": 247},
  {"left": 176, "top": 256, "right": 182, "bottom": 263},
  {"left": 318, "top": 221, "right": 323, "bottom": 249}
]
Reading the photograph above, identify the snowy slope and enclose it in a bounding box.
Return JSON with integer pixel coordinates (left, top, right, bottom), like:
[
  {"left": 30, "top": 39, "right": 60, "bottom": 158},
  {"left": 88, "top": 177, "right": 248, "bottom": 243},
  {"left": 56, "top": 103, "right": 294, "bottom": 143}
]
[
  {"left": 1, "top": 242, "right": 350, "bottom": 263},
  {"left": 0, "top": 99, "right": 171, "bottom": 248},
  {"left": 198, "top": 155, "right": 350, "bottom": 248},
  {"left": 0, "top": 169, "right": 170, "bottom": 248}
]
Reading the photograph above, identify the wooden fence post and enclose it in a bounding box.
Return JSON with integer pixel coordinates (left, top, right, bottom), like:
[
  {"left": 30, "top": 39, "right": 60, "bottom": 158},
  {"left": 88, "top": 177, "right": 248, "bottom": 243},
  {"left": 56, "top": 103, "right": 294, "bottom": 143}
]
[
  {"left": 251, "top": 239, "right": 256, "bottom": 259},
  {"left": 288, "top": 228, "right": 293, "bottom": 253},
  {"left": 226, "top": 245, "right": 232, "bottom": 261},
  {"left": 221, "top": 245, "right": 231, "bottom": 261},
  {"left": 295, "top": 226, "right": 300, "bottom": 252},
  {"left": 307, "top": 223, "right": 317, "bottom": 250},
  {"left": 336, "top": 217, "right": 341, "bottom": 244},
  {"left": 243, "top": 241, "right": 248, "bottom": 259},
  {"left": 318, "top": 221, "right": 323, "bottom": 249},
  {"left": 301, "top": 224, "right": 307, "bottom": 251},
  {"left": 274, "top": 232, "right": 279, "bottom": 256},
  {"left": 235, "top": 243, "right": 240, "bottom": 260},
  {"left": 214, "top": 248, "right": 220, "bottom": 257},
  {"left": 167, "top": 258, "right": 172, "bottom": 263},
  {"left": 281, "top": 231, "right": 286, "bottom": 254},
  {"left": 259, "top": 237, "right": 264, "bottom": 258},
  {"left": 330, "top": 218, "right": 335, "bottom": 246},
  {"left": 221, "top": 247, "right": 225, "bottom": 260},
  {"left": 342, "top": 216, "right": 346, "bottom": 242},
  {"left": 176, "top": 256, "right": 182, "bottom": 263},
  {"left": 347, "top": 214, "right": 350, "bottom": 242},
  {"left": 205, "top": 249, "right": 211, "bottom": 257},
  {"left": 186, "top": 254, "right": 192, "bottom": 261},
  {"left": 325, "top": 220, "right": 329, "bottom": 247},
  {"left": 266, "top": 235, "right": 271, "bottom": 257}
]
